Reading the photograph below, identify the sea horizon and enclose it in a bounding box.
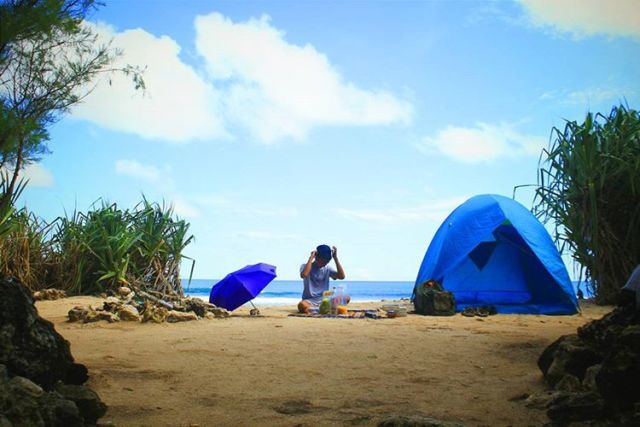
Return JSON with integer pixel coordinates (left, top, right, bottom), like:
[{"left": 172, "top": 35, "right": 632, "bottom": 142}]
[
  {"left": 182, "top": 278, "right": 590, "bottom": 307},
  {"left": 183, "top": 279, "right": 415, "bottom": 306}
]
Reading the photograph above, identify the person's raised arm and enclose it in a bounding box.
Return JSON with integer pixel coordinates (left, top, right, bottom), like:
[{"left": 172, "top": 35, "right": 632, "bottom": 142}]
[
  {"left": 332, "top": 246, "right": 346, "bottom": 280},
  {"left": 300, "top": 250, "right": 316, "bottom": 279}
]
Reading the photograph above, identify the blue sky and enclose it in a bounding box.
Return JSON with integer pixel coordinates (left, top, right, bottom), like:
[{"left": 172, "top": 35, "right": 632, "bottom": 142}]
[{"left": 19, "top": 0, "right": 640, "bottom": 280}]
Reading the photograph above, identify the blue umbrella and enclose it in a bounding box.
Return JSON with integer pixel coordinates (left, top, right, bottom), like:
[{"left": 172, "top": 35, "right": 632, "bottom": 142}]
[{"left": 209, "top": 263, "right": 277, "bottom": 311}]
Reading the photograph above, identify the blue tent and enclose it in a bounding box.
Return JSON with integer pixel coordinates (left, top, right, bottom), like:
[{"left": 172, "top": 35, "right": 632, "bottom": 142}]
[{"left": 415, "top": 194, "right": 578, "bottom": 314}]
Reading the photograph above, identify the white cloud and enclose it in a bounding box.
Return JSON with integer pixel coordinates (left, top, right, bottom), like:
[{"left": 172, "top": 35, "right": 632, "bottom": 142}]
[
  {"left": 419, "top": 123, "right": 545, "bottom": 163},
  {"left": 171, "top": 198, "right": 201, "bottom": 219},
  {"left": 1, "top": 164, "right": 54, "bottom": 187},
  {"left": 23, "top": 163, "right": 54, "bottom": 187},
  {"left": 236, "top": 230, "right": 301, "bottom": 241},
  {"left": 115, "top": 159, "right": 161, "bottom": 182},
  {"left": 332, "top": 197, "right": 467, "bottom": 224},
  {"left": 194, "top": 13, "right": 412, "bottom": 143},
  {"left": 72, "top": 22, "right": 227, "bottom": 142},
  {"left": 519, "top": 0, "right": 640, "bottom": 39},
  {"left": 548, "top": 87, "right": 633, "bottom": 105}
]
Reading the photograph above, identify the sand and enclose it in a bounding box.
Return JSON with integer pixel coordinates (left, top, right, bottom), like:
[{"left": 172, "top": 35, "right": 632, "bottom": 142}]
[{"left": 35, "top": 297, "right": 612, "bottom": 427}]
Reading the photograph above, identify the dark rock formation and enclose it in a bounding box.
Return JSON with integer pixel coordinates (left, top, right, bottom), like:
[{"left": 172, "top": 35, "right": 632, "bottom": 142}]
[
  {"left": 378, "top": 415, "right": 466, "bottom": 427},
  {"left": 0, "top": 278, "right": 87, "bottom": 389},
  {"left": 0, "top": 278, "right": 107, "bottom": 426},
  {"left": 537, "top": 298, "right": 640, "bottom": 426}
]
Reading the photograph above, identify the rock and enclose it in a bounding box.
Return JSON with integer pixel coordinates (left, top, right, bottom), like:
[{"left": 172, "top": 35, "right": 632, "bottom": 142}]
[
  {"left": 209, "top": 307, "right": 230, "bottom": 318},
  {"left": 116, "top": 286, "right": 132, "bottom": 297},
  {"left": 617, "top": 325, "right": 640, "bottom": 354},
  {"left": 68, "top": 306, "right": 89, "bottom": 322},
  {"left": 377, "top": 415, "right": 466, "bottom": 427},
  {"left": 582, "top": 364, "right": 602, "bottom": 392},
  {"left": 166, "top": 310, "right": 198, "bottom": 323},
  {"left": 596, "top": 347, "right": 640, "bottom": 411},
  {"left": 0, "top": 278, "right": 88, "bottom": 389},
  {"left": 539, "top": 334, "right": 602, "bottom": 386},
  {"left": 102, "top": 297, "right": 122, "bottom": 313},
  {"left": 141, "top": 304, "right": 168, "bottom": 323},
  {"left": 184, "top": 298, "right": 207, "bottom": 317},
  {"left": 55, "top": 383, "right": 107, "bottom": 425},
  {"left": 84, "top": 310, "right": 118, "bottom": 324},
  {"left": 8, "top": 376, "right": 44, "bottom": 398},
  {"left": 37, "top": 392, "right": 83, "bottom": 427},
  {"left": 547, "top": 392, "right": 605, "bottom": 423},
  {"left": 555, "top": 374, "right": 584, "bottom": 392},
  {"left": 525, "top": 390, "right": 563, "bottom": 409},
  {"left": 32, "top": 289, "right": 67, "bottom": 301},
  {"left": 117, "top": 305, "right": 141, "bottom": 322},
  {"left": 204, "top": 312, "right": 216, "bottom": 320}
]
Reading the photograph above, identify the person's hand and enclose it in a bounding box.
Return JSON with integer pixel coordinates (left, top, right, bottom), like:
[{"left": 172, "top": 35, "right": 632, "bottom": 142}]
[
  {"left": 332, "top": 246, "right": 338, "bottom": 259},
  {"left": 309, "top": 250, "right": 317, "bottom": 261}
]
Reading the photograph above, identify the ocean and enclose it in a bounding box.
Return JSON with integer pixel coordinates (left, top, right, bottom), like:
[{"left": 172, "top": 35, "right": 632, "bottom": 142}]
[
  {"left": 182, "top": 279, "right": 414, "bottom": 306},
  {"left": 183, "top": 278, "right": 590, "bottom": 307}
]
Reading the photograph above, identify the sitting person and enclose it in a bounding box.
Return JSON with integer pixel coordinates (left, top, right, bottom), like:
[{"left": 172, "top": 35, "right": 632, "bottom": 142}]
[{"left": 298, "top": 244, "right": 346, "bottom": 313}]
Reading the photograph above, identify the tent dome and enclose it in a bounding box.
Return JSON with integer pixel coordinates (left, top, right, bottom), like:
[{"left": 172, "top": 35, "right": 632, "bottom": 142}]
[{"left": 415, "top": 194, "right": 578, "bottom": 314}]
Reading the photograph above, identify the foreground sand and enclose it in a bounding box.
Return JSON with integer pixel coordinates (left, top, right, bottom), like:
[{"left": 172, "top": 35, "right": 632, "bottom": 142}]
[{"left": 36, "top": 298, "right": 612, "bottom": 427}]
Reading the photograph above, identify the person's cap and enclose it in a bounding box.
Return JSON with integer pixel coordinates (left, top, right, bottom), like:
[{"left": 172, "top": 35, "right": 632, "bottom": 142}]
[{"left": 316, "top": 244, "right": 332, "bottom": 262}]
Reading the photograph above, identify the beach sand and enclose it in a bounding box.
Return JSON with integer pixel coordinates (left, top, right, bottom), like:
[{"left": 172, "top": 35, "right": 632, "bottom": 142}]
[{"left": 36, "top": 298, "right": 612, "bottom": 427}]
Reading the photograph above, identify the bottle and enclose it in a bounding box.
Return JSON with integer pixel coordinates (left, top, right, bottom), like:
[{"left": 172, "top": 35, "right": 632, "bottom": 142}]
[
  {"left": 337, "top": 285, "right": 349, "bottom": 314},
  {"left": 330, "top": 287, "right": 337, "bottom": 314},
  {"left": 319, "top": 291, "right": 331, "bottom": 315}
]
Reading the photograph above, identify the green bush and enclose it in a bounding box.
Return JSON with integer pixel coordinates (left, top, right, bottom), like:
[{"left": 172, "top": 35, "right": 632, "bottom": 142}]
[
  {"left": 0, "top": 198, "right": 193, "bottom": 296},
  {"left": 534, "top": 104, "right": 640, "bottom": 304}
]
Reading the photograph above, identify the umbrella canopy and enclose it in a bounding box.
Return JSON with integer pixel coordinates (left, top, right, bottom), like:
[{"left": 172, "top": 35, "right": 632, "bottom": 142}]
[{"left": 209, "top": 263, "right": 277, "bottom": 311}]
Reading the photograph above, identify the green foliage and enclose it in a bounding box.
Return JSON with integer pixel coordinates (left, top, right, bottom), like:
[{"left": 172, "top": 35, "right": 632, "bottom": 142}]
[
  {"left": 0, "top": 198, "right": 193, "bottom": 296},
  {"left": 534, "top": 104, "right": 640, "bottom": 304},
  {"left": 0, "top": 0, "right": 144, "bottom": 209}
]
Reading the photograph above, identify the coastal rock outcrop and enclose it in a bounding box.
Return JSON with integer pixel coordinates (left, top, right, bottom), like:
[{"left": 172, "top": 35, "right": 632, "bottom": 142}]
[
  {"left": 377, "top": 415, "right": 466, "bottom": 427},
  {"left": 66, "top": 287, "right": 230, "bottom": 323},
  {"left": 0, "top": 278, "right": 107, "bottom": 426},
  {"left": 536, "top": 297, "right": 640, "bottom": 426},
  {"left": 0, "top": 278, "right": 87, "bottom": 388}
]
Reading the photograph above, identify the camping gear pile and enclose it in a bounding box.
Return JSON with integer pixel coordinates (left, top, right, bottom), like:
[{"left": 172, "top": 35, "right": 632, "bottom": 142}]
[
  {"left": 413, "top": 279, "right": 456, "bottom": 316},
  {"left": 414, "top": 194, "right": 579, "bottom": 315},
  {"left": 67, "top": 285, "right": 229, "bottom": 324}
]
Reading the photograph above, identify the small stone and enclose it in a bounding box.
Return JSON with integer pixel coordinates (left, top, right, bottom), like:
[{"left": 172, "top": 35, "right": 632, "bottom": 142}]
[
  {"left": 55, "top": 383, "right": 107, "bottom": 425},
  {"left": 102, "top": 297, "right": 122, "bottom": 313},
  {"left": 117, "top": 286, "right": 132, "bottom": 297},
  {"left": 84, "top": 310, "right": 118, "bottom": 323},
  {"left": 555, "top": 374, "right": 583, "bottom": 392},
  {"left": 8, "top": 376, "right": 44, "bottom": 398},
  {"left": 117, "top": 305, "right": 141, "bottom": 322},
  {"left": 166, "top": 310, "right": 198, "bottom": 323},
  {"left": 32, "top": 289, "right": 66, "bottom": 301},
  {"left": 68, "top": 306, "right": 89, "bottom": 322},
  {"left": 546, "top": 392, "right": 605, "bottom": 423},
  {"left": 525, "top": 390, "right": 563, "bottom": 409},
  {"left": 38, "top": 392, "right": 82, "bottom": 427},
  {"left": 377, "top": 414, "right": 466, "bottom": 427},
  {"left": 142, "top": 304, "right": 168, "bottom": 323},
  {"left": 209, "top": 307, "right": 230, "bottom": 318},
  {"left": 582, "top": 364, "right": 602, "bottom": 392}
]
